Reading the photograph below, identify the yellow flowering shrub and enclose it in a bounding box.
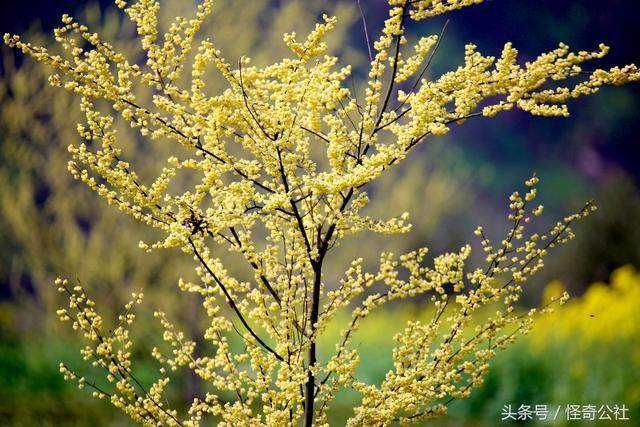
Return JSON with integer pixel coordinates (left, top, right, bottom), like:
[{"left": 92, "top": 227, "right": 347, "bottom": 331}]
[
  {"left": 535, "top": 265, "right": 640, "bottom": 347},
  {"left": 4, "top": 0, "right": 639, "bottom": 425},
  {"left": 531, "top": 266, "right": 640, "bottom": 408}
]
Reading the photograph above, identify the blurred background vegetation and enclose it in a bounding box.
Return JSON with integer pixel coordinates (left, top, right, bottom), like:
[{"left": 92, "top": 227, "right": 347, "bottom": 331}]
[{"left": 1, "top": 0, "right": 639, "bottom": 425}]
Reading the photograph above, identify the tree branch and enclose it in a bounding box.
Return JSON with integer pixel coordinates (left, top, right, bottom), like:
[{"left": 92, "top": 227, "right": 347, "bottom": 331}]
[{"left": 188, "top": 238, "right": 284, "bottom": 361}]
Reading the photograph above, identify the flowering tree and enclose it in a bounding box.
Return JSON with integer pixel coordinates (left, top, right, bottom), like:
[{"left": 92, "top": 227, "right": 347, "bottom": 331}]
[
  {"left": 0, "top": 0, "right": 357, "bottom": 351},
  {"left": 5, "top": 0, "right": 639, "bottom": 425}
]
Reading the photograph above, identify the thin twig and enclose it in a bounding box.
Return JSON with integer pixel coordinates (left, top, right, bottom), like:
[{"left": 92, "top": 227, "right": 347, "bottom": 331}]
[{"left": 357, "top": 0, "right": 373, "bottom": 62}]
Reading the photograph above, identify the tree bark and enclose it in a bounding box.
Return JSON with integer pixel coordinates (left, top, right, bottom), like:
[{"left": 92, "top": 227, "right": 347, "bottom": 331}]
[{"left": 303, "top": 262, "right": 322, "bottom": 426}]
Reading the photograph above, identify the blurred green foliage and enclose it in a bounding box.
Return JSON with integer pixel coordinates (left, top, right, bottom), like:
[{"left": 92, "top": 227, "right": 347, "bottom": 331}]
[{"left": 541, "top": 174, "right": 640, "bottom": 295}]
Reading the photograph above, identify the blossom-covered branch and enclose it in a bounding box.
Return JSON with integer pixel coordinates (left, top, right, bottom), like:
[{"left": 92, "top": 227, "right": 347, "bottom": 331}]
[{"left": 5, "top": 0, "right": 638, "bottom": 425}]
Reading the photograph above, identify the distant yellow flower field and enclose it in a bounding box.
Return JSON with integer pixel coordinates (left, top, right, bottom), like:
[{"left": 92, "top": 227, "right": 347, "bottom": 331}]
[{"left": 535, "top": 265, "right": 640, "bottom": 346}]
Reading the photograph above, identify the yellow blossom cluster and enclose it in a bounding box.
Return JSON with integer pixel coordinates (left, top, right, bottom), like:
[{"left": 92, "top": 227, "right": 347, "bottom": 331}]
[
  {"left": 5, "top": 0, "right": 638, "bottom": 425},
  {"left": 534, "top": 265, "right": 640, "bottom": 348},
  {"left": 54, "top": 278, "right": 182, "bottom": 424}
]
